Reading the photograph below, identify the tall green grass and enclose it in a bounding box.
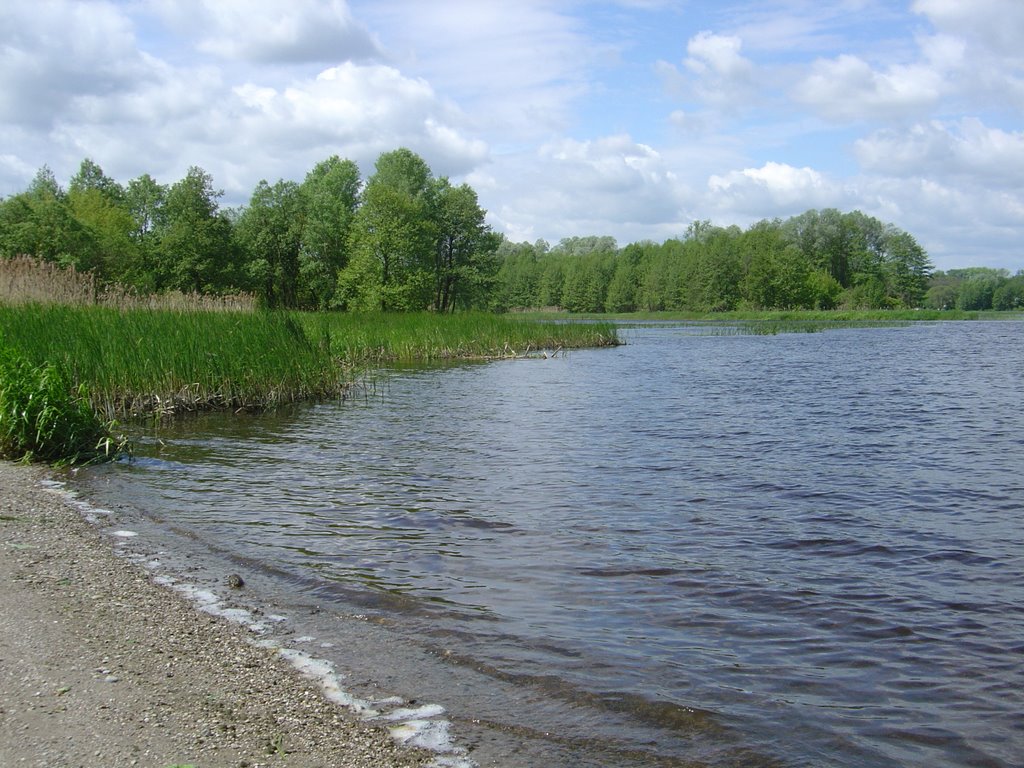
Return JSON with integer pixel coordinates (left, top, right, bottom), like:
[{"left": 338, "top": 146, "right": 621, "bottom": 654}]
[
  {"left": 303, "top": 311, "right": 619, "bottom": 362},
  {"left": 0, "top": 305, "right": 619, "bottom": 422},
  {"left": 0, "top": 305, "right": 348, "bottom": 420},
  {"left": 0, "top": 342, "right": 126, "bottom": 464}
]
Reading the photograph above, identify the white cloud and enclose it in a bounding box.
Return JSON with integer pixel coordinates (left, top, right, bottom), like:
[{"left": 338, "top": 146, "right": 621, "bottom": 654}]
[
  {"left": 793, "top": 54, "right": 944, "bottom": 122},
  {"left": 659, "top": 31, "right": 758, "bottom": 110},
  {"left": 486, "top": 135, "right": 690, "bottom": 243},
  {"left": 350, "top": 0, "right": 594, "bottom": 138},
  {"left": 854, "top": 119, "right": 1024, "bottom": 187},
  {"left": 153, "top": 0, "right": 383, "bottom": 64},
  {"left": 0, "top": 1, "right": 155, "bottom": 129},
  {"left": 707, "top": 161, "right": 840, "bottom": 216}
]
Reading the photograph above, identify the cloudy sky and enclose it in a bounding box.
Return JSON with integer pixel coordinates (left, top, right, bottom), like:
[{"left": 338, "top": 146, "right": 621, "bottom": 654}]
[{"left": 2, "top": 0, "right": 1022, "bottom": 271}]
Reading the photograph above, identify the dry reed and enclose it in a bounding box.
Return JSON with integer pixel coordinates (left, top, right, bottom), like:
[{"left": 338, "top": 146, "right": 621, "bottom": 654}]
[{"left": 0, "top": 255, "right": 255, "bottom": 312}]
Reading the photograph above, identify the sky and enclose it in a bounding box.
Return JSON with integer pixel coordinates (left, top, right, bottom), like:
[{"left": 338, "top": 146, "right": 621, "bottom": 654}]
[{"left": 1, "top": 0, "right": 1023, "bottom": 272}]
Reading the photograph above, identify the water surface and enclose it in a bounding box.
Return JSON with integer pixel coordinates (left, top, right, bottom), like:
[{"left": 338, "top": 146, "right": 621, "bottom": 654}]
[{"left": 80, "top": 321, "right": 1024, "bottom": 767}]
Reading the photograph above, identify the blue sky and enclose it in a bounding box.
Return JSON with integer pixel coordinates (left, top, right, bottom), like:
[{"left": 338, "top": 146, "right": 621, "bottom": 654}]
[{"left": 2, "top": 0, "right": 1023, "bottom": 271}]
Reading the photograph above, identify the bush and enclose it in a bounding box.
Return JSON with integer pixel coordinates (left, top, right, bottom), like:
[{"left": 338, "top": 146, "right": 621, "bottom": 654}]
[{"left": 0, "top": 343, "right": 124, "bottom": 464}]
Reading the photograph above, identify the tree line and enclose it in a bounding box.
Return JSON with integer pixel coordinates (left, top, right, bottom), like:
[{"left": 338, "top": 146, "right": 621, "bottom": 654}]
[
  {"left": 2, "top": 150, "right": 995, "bottom": 313},
  {"left": 492, "top": 211, "right": 934, "bottom": 312},
  {"left": 0, "top": 150, "right": 497, "bottom": 312}
]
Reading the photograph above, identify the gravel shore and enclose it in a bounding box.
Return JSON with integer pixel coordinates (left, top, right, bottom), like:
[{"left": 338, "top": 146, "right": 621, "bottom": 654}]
[{"left": 0, "top": 460, "right": 431, "bottom": 768}]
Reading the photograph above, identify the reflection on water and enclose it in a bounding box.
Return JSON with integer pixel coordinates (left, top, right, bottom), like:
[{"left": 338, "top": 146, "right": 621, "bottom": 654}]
[{"left": 81, "top": 321, "right": 1024, "bottom": 768}]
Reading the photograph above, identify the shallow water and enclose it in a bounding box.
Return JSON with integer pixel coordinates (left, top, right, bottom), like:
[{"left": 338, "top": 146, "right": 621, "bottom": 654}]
[{"left": 79, "top": 321, "right": 1024, "bottom": 767}]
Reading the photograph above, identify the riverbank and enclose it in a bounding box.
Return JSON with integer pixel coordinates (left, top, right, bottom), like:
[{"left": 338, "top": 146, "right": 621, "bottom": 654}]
[{"left": 0, "top": 461, "right": 430, "bottom": 768}]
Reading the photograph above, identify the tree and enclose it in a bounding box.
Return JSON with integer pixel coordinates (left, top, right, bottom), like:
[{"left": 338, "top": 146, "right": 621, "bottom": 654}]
[
  {"left": 66, "top": 159, "right": 137, "bottom": 281},
  {"left": 740, "top": 221, "right": 813, "bottom": 309},
  {"left": 123, "top": 174, "right": 167, "bottom": 291},
  {"left": 492, "top": 239, "right": 540, "bottom": 310},
  {"left": 431, "top": 179, "right": 499, "bottom": 311},
  {"left": 298, "top": 156, "right": 360, "bottom": 309},
  {"left": 339, "top": 149, "right": 436, "bottom": 311},
  {"left": 156, "top": 166, "right": 235, "bottom": 293},
  {"left": 881, "top": 228, "right": 931, "bottom": 307},
  {"left": 992, "top": 273, "right": 1024, "bottom": 310},
  {"left": 0, "top": 166, "right": 96, "bottom": 267},
  {"left": 235, "top": 179, "right": 303, "bottom": 307}
]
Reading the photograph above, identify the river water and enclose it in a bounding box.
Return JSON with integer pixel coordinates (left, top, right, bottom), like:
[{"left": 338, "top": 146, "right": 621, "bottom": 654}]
[{"left": 76, "top": 321, "right": 1023, "bottom": 767}]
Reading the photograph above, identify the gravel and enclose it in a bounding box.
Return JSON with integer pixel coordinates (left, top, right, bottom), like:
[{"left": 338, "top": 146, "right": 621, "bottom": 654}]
[{"left": 0, "top": 460, "right": 432, "bottom": 768}]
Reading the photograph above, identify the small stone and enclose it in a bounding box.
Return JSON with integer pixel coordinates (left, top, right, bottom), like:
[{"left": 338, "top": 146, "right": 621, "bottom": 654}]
[{"left": 227, "top": 574, "right": 245, "bottom": 589}]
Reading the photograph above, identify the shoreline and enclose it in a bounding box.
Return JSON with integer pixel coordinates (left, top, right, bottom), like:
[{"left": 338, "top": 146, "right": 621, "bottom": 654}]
[{"left": 0, "top": 460, "right": 432, "bottom": 768}]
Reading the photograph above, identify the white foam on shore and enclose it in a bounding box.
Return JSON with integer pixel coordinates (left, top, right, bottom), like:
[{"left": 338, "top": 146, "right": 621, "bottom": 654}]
[{"left": 45, "top": 475, "right": 479, "bottom": 768}]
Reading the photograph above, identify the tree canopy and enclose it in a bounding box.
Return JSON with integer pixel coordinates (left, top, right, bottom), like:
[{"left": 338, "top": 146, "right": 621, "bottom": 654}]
[{"left": 0, "top": 153, "right": 980, "bottom": 313}]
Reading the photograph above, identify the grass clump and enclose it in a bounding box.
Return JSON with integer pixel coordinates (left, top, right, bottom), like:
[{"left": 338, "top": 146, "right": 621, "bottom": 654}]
[
  {"left": 307, "top": 311, "right": 619, "bottom": 363},
  {"left": 0, "top": 304, "right": 350, "bottom": 420},
  {"left": 0, "top": 342, "right": 126, "bottom": 464}
]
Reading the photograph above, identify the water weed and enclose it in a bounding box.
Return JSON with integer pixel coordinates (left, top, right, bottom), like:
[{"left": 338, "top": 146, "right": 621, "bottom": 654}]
[
  {"left": 0, "top": 342, "right": 126, "bottom": 464},
  {"left": 0, "top": 305, "right": 619, "bottom": 423}
]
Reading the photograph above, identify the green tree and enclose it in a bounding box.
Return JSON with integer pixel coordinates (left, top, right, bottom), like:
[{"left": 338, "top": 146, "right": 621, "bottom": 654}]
[
  {"left": 298, "top": 156, "right": 360, "bottom": 309},
  {"left": 66, "top": 159, "right": 137, "bottom": 281},
  {"left": 123, "top": 174, "right": 167, "bottom": 291},
  {"left": 881, "top": 228, "right": 931, "bottom": 307},
  {"left": 740, "top": 221, "right": 814, "bottom": 309},
  {"left": 492, "top": 239, "right": 541, "bottom": 310},
  {"left": 431, "top": 179, "right": 500, "bottom": 311},
  {"left": 0, "top": 167, "right": 97, "bottom": 267},
  {"left": 992, "top": 273, "right": 1024, "bottom": 310},
  {"left": 156, "top": 166, "right": 235, "bottom": 293},
  {"left": 235, "top": 179, "right": 303, "bottom": 307},
  {"left": 339, "top": 149, "right": 436, "bottom": 311}
]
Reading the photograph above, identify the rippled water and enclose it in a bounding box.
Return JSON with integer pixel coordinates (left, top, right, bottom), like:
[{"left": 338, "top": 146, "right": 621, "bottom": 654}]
[{"left": 79, "top": 321, "right": 1024, "bottom": 767}]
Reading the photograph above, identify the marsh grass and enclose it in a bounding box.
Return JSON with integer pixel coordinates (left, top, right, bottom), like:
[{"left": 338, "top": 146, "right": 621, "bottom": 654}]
[
  {"left": 307, "top": 311, "right": 619, "bottom": 362},
  {"left": 0, "top": 342, "right": 125, "bottom": 464},
  {"left": 0, "top": 255, "right": 255, "bottom": 312},
  {"left": 0, "top": 305, "right": 619, "bottom": 421},
  {"left": 0, "top": 304, "right": 348, "bottom": 420},
  {"left": 521, "top": 308, "right": 980, "bottom": 334}
]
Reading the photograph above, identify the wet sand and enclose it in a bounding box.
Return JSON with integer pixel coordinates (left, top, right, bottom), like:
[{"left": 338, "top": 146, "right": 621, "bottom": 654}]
[{"left": 0, "top": 460, "right": 431, "bottom": 768}]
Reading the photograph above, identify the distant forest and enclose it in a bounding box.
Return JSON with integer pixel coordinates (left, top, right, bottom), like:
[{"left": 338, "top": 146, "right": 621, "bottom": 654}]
[{"left": 1, "top": 151, "right": 1021, "bottom": 312}]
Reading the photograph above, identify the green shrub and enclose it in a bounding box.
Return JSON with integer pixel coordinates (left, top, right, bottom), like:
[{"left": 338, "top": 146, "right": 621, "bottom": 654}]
[{"left": 0, "top": 343, "right": 124, "bottom": 464}]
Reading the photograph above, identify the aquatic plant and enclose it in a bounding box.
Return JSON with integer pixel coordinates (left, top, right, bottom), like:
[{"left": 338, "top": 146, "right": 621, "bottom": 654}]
[
  {"left": 0, "top": 304, "right": 348, "bottom": 420},
  {"left": 0, "top": 342, "right": 125, "bottom": 464},
  {"left": 306, "top": 311, "right": 619, "bottom": 362},
  {"left": 0, "top": 305, "right": 619, "bottom": 421}
]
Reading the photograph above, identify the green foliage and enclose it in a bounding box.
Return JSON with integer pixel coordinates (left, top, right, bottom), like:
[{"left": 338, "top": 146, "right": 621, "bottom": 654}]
[
  {"left": 0, "top": 342, "right": 122, "bottom": 464},
  {"left": 0, "top": 304, "right": 617, "bottom": 425},
  {"left": 298, "top": 156, "right": 360, "bottom": 309},
  {"left": 156, "top": 166, "right": 237, "bottom": 293},
  {"left": 304, "top": 311, "right": 619, "bottom": 363},
  {"left": 235, "top": 179, "right": 303, "bottom": 308},
  {"left": 0, "top": 304, "right": 348, "bottom": 419},
  {"left": 3, "top": 154, "right": 949, "bottom": 317},
  {"left": 490, "top": 211, "right": 933, "bottom": 314}
]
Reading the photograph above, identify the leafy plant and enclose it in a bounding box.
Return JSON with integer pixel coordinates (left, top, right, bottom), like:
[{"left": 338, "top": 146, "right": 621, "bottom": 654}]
[{"left": 0, "top": 342, "right": 126, "bottom": 464}]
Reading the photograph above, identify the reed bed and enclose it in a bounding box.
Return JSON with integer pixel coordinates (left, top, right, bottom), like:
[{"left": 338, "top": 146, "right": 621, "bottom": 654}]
[
  {"left": 0, "top": 255, "right": 256, "bottom": 312},
  {"left": 304, "top": 312, "right": 620, "bottom": 363},
  {"left": 0, "top": 305, "right": 619, "bottom": 421},
  {"left": 0, "top": 304, "right": 348, "bottom": 420}
]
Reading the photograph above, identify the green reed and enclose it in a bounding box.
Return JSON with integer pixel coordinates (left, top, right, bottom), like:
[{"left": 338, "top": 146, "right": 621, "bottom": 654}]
[
  {"left": 301, "top": 311, "right": 619, "bottom": 363},
  {"left": 0, "top": 342, "right": 126, "bottom": 464},
  {"left": 0, "top": 305, "right": 619, "bottom": 422},
  {"left": 0, "top": 304, "right": 348, "bottom": 420}
]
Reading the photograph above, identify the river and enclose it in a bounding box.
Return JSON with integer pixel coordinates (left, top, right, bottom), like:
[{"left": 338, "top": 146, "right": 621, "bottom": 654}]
[{"left": 75, "top": 320, "right": 1024, "bottom": 767}]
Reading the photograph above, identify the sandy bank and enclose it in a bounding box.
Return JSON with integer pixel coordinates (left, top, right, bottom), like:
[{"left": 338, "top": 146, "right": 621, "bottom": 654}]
[{"left": 0, "top": 460, "right": 430, "bottom": 768}]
